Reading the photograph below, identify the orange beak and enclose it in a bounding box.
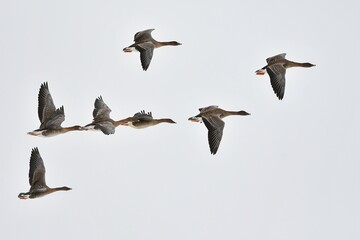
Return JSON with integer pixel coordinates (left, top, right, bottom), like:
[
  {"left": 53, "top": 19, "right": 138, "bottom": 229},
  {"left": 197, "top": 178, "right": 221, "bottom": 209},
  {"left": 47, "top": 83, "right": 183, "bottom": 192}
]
[{"left": 123, "top": 48, "right": 133, "bottom": 53}]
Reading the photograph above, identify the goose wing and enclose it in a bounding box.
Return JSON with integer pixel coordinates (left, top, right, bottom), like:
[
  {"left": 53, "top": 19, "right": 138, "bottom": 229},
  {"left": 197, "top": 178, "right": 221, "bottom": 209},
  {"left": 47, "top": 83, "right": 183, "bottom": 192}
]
[
  {"left": 134, "top": 29, "right": 155, "bottom": 43},
  {"left": 93, "top": 96, "right": 111, "bottom": 120},
  {"left": 133, "top": 110, "right": 153, "bottom": 121},
  {"left": 28, "top": 147, "right": 47, "bottom": 189},
  {"left": 266, "top": 53, "right": 286, "bottom": 64},
  {"left": 199, "top": 105, "right": 219, "bottom": 113},
  {"left": 267, "top": 64, "right": 286, "bottom": 100},
  {"left": 202, "top": 115, "right": 225, "bottom": 155},
  {"left": 41, "top": 106, "right": 65, "bottom": 129},
  {"left": 135, "top": 42, "right": 155, "bottom": 71},
  {"left": 38, "top": 82, "right": 56, "bottom": 124},
  {"left": 95, "top": 122, "right": 115, "bottom": 135}
]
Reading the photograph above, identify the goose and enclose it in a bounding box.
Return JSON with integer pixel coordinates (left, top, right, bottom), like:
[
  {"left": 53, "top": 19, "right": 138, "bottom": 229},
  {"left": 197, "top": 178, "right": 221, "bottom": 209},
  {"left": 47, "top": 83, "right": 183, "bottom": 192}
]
[
  {"left": 189, "top": 105, "right": 250, "bottom": 155},
  {"left": 83, "top": 96, "right": 124, "bottom": 135},
  {"left": 256, "top": 53, "right": 315, "bottom": 100},
  {"left": 18, "top": 147, "right": 71, "bottom": 199},
  {"left": 28, "top": 82, "right": 85, "bottom": 137},
  {"left": 123, "top": 29, "right": 181, "bottom": 71},
  {"left": 119, "top": 110, "right": 176, "bottom": 129}
]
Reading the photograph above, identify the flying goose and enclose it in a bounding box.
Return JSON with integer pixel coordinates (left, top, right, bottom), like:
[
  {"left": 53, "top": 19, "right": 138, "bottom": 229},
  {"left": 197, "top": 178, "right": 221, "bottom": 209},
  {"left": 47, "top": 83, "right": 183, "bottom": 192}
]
[
  {"left": 28, "top": 82, "right": 85, "bottom": 137},
  {"left": 18, "top": 147, "right": 71, "bottom": 199},
  {"left": 256, "top": 53, "right": 315, "bottom": 100},
  {"left": 123, "top": 29, "right": 181, "bottom": 71},
  {"left": 119, "top": 110, "right": 176, "bottom": 129},
  {"left": 189, "top": 105, "right": 250, "bottom": 155}
]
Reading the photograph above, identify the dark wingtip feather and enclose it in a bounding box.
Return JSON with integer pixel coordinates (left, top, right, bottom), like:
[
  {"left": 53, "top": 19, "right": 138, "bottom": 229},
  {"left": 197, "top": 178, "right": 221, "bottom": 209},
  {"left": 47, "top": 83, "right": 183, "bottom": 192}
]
[
  {"left": 58, "top": 105, "right": 64, "bottom": 113},
  {"left": 38, "top": 82, "right": 50, "bottom": 121},
  {"left": 274, "top": 89, "right": 284, "bottom": 100},
  {"left": 142, "top": 63, "right": 149, "bottom": 71},
  {"left": 31, "top": 147, "right": 39, "bottom": 155},
  {"left": 30, "top": 147, "right": 42, "bottom": 166},
  {"left": 210, "top": 148, "right": 218, "bottom": 155},
  {"left": 40, "top": 82, "right": 49, "bottom": 90},
  {"left": 270, "top": 81, "right": 284, "bottom": 100},
  {"left": 94, "top": 96, "right": 104, "bottom": 107}
]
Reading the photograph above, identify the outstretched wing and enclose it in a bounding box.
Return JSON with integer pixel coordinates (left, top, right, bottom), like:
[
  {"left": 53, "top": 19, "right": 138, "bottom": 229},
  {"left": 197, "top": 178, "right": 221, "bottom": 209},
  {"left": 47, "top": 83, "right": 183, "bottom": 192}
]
[
  {"left": 41, "top": 106, "right": 65, "bottom": 129},
  {"left": 202, "top": 116, "right": 225, "bottom": 155},
  {"left": 93, "top": 96, "right": 112, "bottom": 120},
  {"left": 199, "top": 105, "right": 218, "bottom": 113},
  {"left": 134, "top": 29, "right": 155, "bottom": 43},
  {"left": 133, "top": 110, "right": 153, "bottom": 121},
  {"left": 135, "top": 42, "right": 155, "bottom": 71},
  {"left": 266, "top": 53, "right": 286, "bottom": 64},
  {"left": 95, "top": 122, "right": 115, "bottom": 135},
  {"left": 28, "top": 147, "right": 47, "bottom": 188},
  {"left": 267, "top": 64, "right": 286, "bottom": 100},
  {"left": 38, "top": 82, "right": 56, "bottom": 124}
]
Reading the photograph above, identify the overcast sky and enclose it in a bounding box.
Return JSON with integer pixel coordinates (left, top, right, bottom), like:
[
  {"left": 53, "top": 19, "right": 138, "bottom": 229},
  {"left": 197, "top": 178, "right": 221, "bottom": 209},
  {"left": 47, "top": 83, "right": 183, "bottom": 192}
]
[{"left": 0, "top": 0, "right": 359, "bottom": 239}]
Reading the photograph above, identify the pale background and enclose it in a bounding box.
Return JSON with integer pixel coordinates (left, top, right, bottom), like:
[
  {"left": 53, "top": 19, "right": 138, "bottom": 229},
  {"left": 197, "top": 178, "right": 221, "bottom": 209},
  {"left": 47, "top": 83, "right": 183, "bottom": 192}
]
[{"left": 0, "top": 0, "right": 359, "bottom": 239}]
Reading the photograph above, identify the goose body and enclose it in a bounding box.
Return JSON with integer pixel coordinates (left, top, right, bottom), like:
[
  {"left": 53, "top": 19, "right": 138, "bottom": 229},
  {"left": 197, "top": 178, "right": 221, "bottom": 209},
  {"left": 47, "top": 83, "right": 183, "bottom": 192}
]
[
  {"left": 28, "top": 82, "right": 85, "bottom": 137},
  {"left": 119, "top": 110, "right": 176, "bottom": 129},
  {"left": 18, "top": 147, "right": 71, "bottom": 199},
  {"left": 256, "top": 53, "right": 315, "bottom": 100},
  {"left": 123, "top": 29, "right": 181, "bottom": 71},
  {"left": 189, "top": 106, "right": 250, "bottom": 155}
]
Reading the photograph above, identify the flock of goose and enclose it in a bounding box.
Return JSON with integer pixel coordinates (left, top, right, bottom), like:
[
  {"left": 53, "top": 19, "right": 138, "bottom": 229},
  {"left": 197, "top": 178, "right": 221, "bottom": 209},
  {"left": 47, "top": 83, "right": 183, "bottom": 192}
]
[
  {"left": 27, "top": 82, "right": 177, "bottom": 137},
  {"left": 18, "top": 29, "right": 315, "bottom": 199}
]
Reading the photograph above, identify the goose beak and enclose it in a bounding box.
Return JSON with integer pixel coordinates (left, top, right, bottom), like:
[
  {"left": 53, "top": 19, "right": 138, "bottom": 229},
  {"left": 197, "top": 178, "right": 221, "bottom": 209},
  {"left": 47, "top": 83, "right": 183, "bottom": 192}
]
[
  {"left": 18, "top": 193, "right": 30, "bottom": 200},
  {"left": 188, "top": 117, "right": 201, "bottom": 122},
  {"left": 255, "top": 69, "right": 266, "bottom": 75},
  {"left": 27, "top": 132, "right": 38, "bottom": 136},
  {"left": 123, "top": 47, "right": 133, "bottom": 53}
]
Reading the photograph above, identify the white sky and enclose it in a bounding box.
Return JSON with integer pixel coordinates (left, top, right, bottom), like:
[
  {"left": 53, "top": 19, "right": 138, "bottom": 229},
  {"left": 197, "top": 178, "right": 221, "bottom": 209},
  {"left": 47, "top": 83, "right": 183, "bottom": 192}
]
[{"left": 0, "top": 0, "right": 359, "bottom": 239}]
